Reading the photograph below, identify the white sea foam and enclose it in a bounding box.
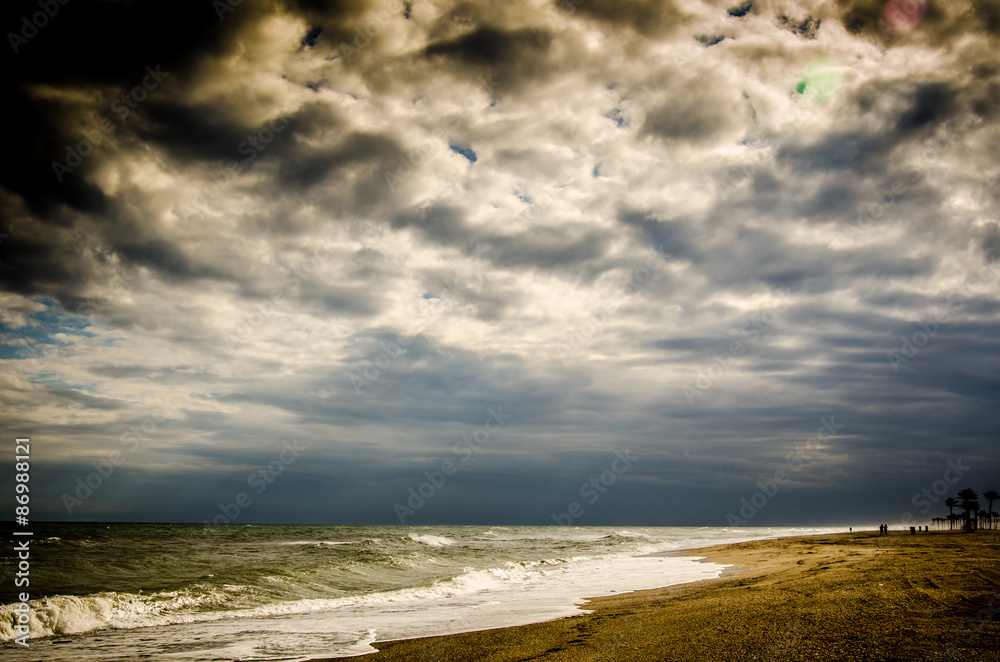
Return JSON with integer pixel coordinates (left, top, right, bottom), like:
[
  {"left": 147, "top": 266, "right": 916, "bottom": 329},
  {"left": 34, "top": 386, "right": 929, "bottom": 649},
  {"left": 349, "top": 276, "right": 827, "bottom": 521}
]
[
  {"left": 407, "top": 533, "right": 456, "bottom": 547},
  {"left": 1, "top": 525, "right": 847, "bottom": 660},
  {"left": 0, "top": 555, "right": 724, "bottom": 660}
]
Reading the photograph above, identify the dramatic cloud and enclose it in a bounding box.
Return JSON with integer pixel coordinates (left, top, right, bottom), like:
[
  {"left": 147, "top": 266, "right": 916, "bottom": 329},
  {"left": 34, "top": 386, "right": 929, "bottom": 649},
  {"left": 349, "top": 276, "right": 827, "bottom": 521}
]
[{"left": 1, "top": 0, "right": 997, "bottom": 527}]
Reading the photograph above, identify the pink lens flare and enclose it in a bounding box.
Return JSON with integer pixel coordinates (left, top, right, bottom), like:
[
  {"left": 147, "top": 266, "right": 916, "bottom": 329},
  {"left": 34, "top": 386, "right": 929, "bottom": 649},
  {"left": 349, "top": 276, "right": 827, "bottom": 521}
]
[{"left": 880, "top": 0, "right": 927, "bottom": 34}]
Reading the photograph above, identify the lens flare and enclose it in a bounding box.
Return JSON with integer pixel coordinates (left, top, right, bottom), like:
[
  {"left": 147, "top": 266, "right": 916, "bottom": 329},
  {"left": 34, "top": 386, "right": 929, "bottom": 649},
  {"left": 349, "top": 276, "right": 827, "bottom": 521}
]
[
  {"left": 880, "top": 0, "right": 927, "bottom": 34},
  {"left": 796, "top": 57, "right": 842, "bottom": 103}
]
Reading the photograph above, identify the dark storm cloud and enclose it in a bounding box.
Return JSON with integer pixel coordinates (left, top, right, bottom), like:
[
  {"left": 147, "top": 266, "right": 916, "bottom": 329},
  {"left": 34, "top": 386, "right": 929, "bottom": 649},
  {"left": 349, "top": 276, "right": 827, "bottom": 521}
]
[
  {"left": 483, "top": 227, "right": 611, "bottom": 271},
  {"left": 392, "top": 204, "right": 471, "bottom": 244},
  {"left": 277, "top": 132, "right": 402, "bottom": 190},
  {"left": 298, "top": 281, "right": 385, "bottom": 317},
  {"left": 895, "top": 82, "right": 955, "bottom": 133},
  {"left": 555, "top": 0, "right": 687, "bottom": 38},
  {"left": 285, "top": 0, "right": 376, "bottom": 31},
  {"left": 0, "top": 231, "right": 82, "bottom": 297},
  {"left": 642, "top": 95, "right": 743, "bottom": 142},
  {"left": 2, "top": 1, "right": 247, "bottom": 85},
  {"left": 797, "top": 181, "right": 861, "bottom": 218},
  {"left": 425, "top": 25, "right": 551, "bottom": 66},
  {"left": 981, "top": 224, "right": 1000, "bottom": 258},
  {"left": 974, "top": 0, "right": 1000, "bottom": 34},
  {"left": 43, "top": 387, "right": 126, "bottom": 411},
  {"left": 0, "top": 0, "right": 262, "bottom": 216},
  {"left": 0, "top": 0, "right": 401, "bottom": 320},
  {"left": 0, "top": 90, "right": 111, "bottom": 219},
  {"left": 392, "top": 204, "right": 613, "bottom": 274},
  {"left": 205, "top": 338, "right": 536, "bottom": 431},
  {"left": 836, "top": 0, "right": 882, "bottom": 35},
  {"left": 0, "top": 0, "right": 401, "bottom": 222},
  {"left": 423, "top": 24, "right": 555, "bottom": 89},
  {"left": 117, "top": 240, "right": 224, "bottom": 281},
  {"left": 0, "top": 1, "right": 264, "bottom": 312},
  {"left": 3, "top": 0, "right": 999, "bottom": 528},
  {"left": 135, "top": 102, "right": 262, "bottom": 164},
  {"left": 618, "top": 210, "right": 696, "bottom": 260},
  {"left": 415, "top": 267, "right": 523, "bottom": 322},
  {"left": 778, "top": 130, "right": 891, "bottom": 174},
  {"left": 836, "top": 0, "right": 996, "bottom": 41}
]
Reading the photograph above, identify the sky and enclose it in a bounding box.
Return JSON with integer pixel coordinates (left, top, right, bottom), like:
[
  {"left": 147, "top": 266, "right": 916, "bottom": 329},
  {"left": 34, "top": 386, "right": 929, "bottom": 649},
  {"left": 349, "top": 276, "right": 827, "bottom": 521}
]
[{"left": 1, "top": 0, "right": 998, "bottom": 527}]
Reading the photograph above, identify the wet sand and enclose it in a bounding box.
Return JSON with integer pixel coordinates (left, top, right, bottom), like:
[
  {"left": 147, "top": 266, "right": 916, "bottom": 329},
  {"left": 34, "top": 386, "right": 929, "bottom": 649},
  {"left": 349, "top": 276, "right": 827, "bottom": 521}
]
[{"left": 323, "top": 530, "right": 1000, "bottom": 661}]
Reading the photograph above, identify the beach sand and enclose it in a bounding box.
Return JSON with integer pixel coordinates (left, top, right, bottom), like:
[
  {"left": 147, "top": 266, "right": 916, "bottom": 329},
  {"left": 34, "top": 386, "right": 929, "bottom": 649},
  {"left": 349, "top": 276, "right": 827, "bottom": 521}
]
[{"left": 323, "top": 530, "right": 1000, "bottom": 661}]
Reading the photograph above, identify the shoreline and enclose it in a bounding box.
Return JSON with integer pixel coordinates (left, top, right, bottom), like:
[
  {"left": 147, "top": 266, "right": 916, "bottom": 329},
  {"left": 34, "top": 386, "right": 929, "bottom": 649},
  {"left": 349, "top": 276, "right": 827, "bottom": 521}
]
[{"left": 322, "top": 530, "right": 1000, "bottom": 661}]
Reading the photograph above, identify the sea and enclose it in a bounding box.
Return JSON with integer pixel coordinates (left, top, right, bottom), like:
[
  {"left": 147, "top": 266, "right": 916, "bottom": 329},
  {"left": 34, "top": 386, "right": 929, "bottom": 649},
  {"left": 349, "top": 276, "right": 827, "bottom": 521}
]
[{"left": 0, "top": 523, "right": 845, "bottom": 661}]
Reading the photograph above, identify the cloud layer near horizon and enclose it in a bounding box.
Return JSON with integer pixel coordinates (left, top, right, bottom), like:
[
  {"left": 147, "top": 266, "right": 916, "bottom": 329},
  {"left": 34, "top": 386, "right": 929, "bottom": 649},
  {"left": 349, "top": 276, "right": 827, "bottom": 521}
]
[{"left": 1, "top": 0, "right": 998, "bottom": 526}]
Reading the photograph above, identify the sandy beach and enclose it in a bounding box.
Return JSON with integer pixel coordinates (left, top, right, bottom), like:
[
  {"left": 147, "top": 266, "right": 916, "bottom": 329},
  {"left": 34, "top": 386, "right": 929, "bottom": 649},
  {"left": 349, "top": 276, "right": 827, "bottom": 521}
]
[{"left": 326, "top": 531, "right": 1000, "bottom": 661}]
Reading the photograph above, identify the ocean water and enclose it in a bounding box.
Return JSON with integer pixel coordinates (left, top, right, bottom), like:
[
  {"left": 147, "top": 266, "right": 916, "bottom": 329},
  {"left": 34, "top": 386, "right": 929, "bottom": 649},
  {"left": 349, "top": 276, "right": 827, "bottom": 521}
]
[{"left": 0, "top": 524, "right": 844, "bottom": 660}]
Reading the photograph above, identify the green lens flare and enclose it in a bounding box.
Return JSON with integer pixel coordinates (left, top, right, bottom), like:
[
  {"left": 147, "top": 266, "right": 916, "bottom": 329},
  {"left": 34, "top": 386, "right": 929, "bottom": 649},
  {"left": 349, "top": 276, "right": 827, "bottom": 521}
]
[{"left": 797, "top": 56, "right": 842, "bottom": 103}]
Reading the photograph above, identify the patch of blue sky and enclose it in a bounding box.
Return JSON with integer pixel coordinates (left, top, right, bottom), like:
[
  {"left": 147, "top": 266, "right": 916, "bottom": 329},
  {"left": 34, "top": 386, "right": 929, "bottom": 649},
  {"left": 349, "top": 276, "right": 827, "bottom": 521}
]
[
  {"left": 0, "top": 297, "right": 96, "bottom": 360},
  {"left": 32, "top": 297, "right": 95, "bottom": 334},
  {"left": 35, "top": 375, "right": 96, "bottom": 392},
  {"left": 448, "top": 142, "right": 477, "bottom": 163},
  {"left": 606, "top": 108, "right": 629, "bottom": 128}
]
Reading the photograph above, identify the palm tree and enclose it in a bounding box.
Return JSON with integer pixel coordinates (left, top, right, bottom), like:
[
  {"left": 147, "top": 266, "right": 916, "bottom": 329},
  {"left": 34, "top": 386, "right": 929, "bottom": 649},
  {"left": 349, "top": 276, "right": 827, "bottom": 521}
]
[
  {"left": 957, "top": 488, "right": 978, "bottom": 531},
  {"left": 983, "top": 490, "right": 999, "bottom": 530},
  {"left": 945, "top": 497, "right": 959, "bottom": 530}
]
